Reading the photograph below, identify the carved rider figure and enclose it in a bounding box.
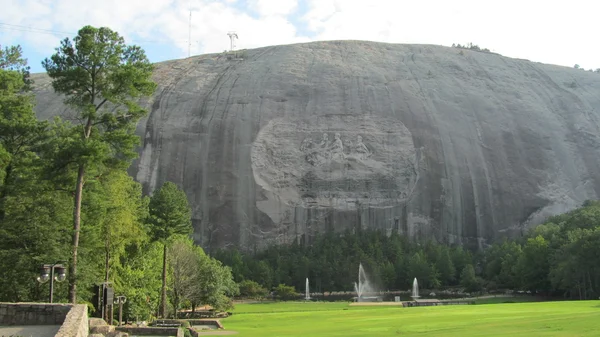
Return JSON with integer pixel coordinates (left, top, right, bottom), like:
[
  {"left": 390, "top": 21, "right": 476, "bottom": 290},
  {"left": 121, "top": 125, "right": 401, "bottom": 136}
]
[
  {"left": 300, "top": 137, "right": 314, "bottom": 152},
  {"left": 300, "top": 137, "right": 317, "bottom": 165},
  {"left": 354, "top": 135, "right": 371, "bottom": 160},
  {"left": 318, "top": 133, "right": 330, "bottom": 149},
  {"left": 330, "top": 132, "right": 345, "bottom": 161}
]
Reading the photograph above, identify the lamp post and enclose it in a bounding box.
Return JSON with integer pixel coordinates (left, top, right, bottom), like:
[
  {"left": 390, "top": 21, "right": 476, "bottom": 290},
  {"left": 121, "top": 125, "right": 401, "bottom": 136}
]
[
  {"left": 36, "top": 262, "right": 67, "bottom": 303},
  {"left": 114, "top": 296, "right": 127, "bottom": 326}
]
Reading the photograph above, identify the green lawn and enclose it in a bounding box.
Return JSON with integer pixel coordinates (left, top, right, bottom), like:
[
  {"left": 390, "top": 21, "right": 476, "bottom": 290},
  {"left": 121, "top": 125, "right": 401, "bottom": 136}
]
[
  {"left": 471, "top": 296, "right": 548, "bottom": 305},
  {"left": 222, "top": 301, "right": 600, "bottom": 336}
]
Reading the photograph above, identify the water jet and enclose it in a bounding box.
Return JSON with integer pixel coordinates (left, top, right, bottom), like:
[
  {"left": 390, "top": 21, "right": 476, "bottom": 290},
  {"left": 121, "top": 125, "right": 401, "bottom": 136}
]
[
  {"left": 353, "top": 263, "right": 382, "bottom": 302},
  {"left": 305, "top": 278, "right": 311, "bottom": 300},
  {"left": 411, "top": 278, "right": 420, "bottom": 300}
]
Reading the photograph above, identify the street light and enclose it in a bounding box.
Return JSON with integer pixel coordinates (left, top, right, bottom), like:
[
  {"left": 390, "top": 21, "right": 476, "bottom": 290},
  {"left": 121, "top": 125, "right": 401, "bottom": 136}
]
[
  {"left": 36, "top": 262, "right": 67, "bottom": 303},
  {"left": 114, "top": 295, "right": 127, "bottom": 326}
]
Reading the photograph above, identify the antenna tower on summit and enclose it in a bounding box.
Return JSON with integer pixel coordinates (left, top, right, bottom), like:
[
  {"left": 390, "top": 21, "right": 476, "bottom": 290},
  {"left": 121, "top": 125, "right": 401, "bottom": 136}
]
[
  {"left": 227, "top": 31, "right": 238, "bottom": 51},
  {"left": 188, "top": 10, "right": 192, "bottom": 57}
]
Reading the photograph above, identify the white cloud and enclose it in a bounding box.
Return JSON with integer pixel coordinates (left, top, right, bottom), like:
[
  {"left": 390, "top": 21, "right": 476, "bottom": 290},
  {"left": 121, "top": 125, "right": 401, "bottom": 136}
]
[
  {"left": 0, "top": 0, "right": 598, "bottom": 70},
  {"left": 251, "top": 0, "right": 298, "bottom": 17},
  {"left": 302, "top": 0, "right": 600, "bottom": 69},
  {"left": 0, "top": 0, "right": 308, "bottom": 64}
]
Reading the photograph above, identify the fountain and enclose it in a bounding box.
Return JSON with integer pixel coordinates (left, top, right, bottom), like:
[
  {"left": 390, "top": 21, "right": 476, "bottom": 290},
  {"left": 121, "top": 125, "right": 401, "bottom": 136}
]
[
  {"left": 305, "top": 278, "right": 311, "bottom": 300},
  {"left": 411, "top": 278, "right": 420, "bottom": 299},
  {"left": 353, "top": 263, "right": 381, "bottom": 302}
]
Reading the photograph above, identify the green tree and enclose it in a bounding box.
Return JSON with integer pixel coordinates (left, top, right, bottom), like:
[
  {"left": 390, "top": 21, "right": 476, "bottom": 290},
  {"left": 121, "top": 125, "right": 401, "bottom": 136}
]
[
  {"left": 407, "top": 252, "right": 440, "bottom": 289},
  {"left": 498, "top": 246, "right": 521, "bottom": 289},
  {"left": 238, "top": 280, "right": 268, "bottom": 299},
  {"left": 516, "top": 235, "right": 550, "bottom": 293},
  {"left": 379, "top": 261, "right": 396, "bottom": 290},
  {"left": 0, "top": 44, "right": 45, "bottom": 222},
  {"left": 250, "top": 260, "right": 274, "bottom": 289},
  {"left": 147, "top": 181, "right": 192, "bottom": 318},
  {"left": 169, "top": 237, "right": 201, "bottom": 318},
  {"left": 116, "top": 241, "right": 163, "bottom": 320},
  {"left": 0, "top": 145, "right": 8, "bottom": 185},
  {"left": 450, "top": 247, "right": 473, "bottom": 284},
  {"left": 0, "top": 45, "right": 72, "bottom": 303},
  {"left": 435, "top": 246, "right": 456, "bottom": 286},
  {"left": 0, "top": 44, "right": 31, "bottom": 89},
  {"left": 460, "top": 264, "right": 481, "bottom": 293},
  {"left": 274, "top": 284, "right": 297, "bottom": 300},
  {"left": 196, "top": 256, "right": 239, "bottom": 311},
  {"left": 487, "top": 241, "right": 522, "bottom": 289},
  {"left": 76, "top": 170, "right": 149, "bottom": 300},
  {"left": 99, "top": 172, "right": 147, "bottom": 283},
  {"left": 42, "top": 26, "right": 156, "bottom": 302}
]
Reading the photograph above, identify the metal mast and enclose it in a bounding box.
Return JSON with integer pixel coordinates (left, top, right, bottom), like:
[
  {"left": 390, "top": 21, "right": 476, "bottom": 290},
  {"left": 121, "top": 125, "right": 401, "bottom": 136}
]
[
  {"left": 188, "top": 10, "right": 192, "bottom": 57},
  {"left": 227, "top": 31, "right": 238, "bottom": 51}
]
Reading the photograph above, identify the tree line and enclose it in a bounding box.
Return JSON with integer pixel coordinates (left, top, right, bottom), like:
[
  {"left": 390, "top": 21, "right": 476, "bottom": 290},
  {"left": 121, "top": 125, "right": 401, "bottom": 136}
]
[
  {"left": 0, "top": 26, "right": 237, "bottom": 321},
  {"left": 215, "top": 200, "right": 600, "bottom": 300}
]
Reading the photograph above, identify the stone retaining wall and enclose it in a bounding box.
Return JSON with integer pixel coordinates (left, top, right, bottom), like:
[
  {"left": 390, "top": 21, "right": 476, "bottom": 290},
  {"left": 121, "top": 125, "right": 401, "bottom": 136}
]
[
  {"left": 0, "top": 303, "right": 88, "bottom": 337},
  {"left": 116, "top": 326, "right": 183, "bottom": 337},
  {"left": 0, "top": 303, "right": 72, "bottom": 325},
  {"left": 187, "top": 319, "right": 223, "bottom": 329},
  {"left": 55, "top": 304, "right": 88, "bottom": 337}
]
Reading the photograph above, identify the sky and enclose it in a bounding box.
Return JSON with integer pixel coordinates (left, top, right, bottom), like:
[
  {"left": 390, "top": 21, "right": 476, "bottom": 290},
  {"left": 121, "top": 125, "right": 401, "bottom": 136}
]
[{"left": 1, "top": 0, "right": 598, "bottom": 73}]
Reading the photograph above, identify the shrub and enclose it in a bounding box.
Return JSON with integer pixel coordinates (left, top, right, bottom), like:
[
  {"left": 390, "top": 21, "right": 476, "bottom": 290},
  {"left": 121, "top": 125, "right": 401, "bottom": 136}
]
[
  {"left": 452, "top": 42, "right": 491, "bottom": 53},
  {"left": 273, "top": 284, "right": 298, "bottom": 300},
  {"left": 238, "top": 280, "right": 268, "bottom": 299}
]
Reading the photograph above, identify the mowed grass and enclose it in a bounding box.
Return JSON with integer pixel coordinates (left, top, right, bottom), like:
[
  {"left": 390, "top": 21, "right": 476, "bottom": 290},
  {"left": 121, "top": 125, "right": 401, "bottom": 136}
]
[
  {"left": 223, "top": 300, "right": 600, "bottom": 337},
  {"left": 471, "top": 296, "right": 547, "bottom": 305}
]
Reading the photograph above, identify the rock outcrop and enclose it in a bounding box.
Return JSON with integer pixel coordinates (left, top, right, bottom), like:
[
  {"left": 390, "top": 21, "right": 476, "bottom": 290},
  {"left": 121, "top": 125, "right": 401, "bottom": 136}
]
[{"left": 32, "top": 41, "right": 600, "bottom": 250}]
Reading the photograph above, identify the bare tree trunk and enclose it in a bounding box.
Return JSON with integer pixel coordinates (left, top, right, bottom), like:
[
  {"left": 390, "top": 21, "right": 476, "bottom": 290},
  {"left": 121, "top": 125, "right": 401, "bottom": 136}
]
[
  {"left": 161, "top": 243, "right": 168, "bottom": 318},
  {"left": 103, "top": 239, "right": 110, "bottom": 320},
  {"left": 105, "top": 237, "right": 110, "bottom": 282},
  {"left": 173, "top": 294, "right": 178, "bottom": 319},
  {"left": 68, "top": 112, "right": 93, "bottom": 304},
  {"left": 589, "top": 271, "right": 593, "bottom": 299},
  {"left": 69, "top": 163, "right": 85, "bottom": 303}
]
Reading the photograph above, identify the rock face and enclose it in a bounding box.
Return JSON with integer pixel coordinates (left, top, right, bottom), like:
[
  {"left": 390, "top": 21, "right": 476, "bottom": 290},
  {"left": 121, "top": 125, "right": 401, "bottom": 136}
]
[{"left": 32, "top": 41, "right": 600, "bottom": 250}]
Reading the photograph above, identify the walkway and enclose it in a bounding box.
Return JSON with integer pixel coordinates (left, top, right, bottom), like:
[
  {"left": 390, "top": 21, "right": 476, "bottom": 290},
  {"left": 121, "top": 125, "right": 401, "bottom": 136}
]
[{"left": 0, "top": 325, "right": 61, "bottom": 337}]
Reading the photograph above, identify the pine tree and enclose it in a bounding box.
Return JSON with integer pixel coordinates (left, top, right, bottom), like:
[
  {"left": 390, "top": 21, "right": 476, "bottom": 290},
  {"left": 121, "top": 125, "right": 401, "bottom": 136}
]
[
  {"left": 42, "top": 26, "right": 156, "bottom": 302},
  {"left": 147, "top": 181, "right": 192, "bottom": 318}
]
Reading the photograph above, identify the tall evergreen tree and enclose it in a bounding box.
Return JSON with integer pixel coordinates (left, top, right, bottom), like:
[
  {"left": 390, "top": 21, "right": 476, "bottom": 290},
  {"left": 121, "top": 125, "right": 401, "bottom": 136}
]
[
  {"left": 436, "top": 246, "right": 456, "bottom": 285},
  {"left": 0, "top": 44, "right": 45, "bottom": 222},
  {"left": 147, "top": 181, "right": 192, "bottom": 318},
  {"left": 0, "top": 45, "right": 72, "bottom": 303},
  {"left": 460, "top": 264, "right": 481, "bottom": 292},
  {"left": 42, "top": 26, "right": 156, "bottom": 302}
]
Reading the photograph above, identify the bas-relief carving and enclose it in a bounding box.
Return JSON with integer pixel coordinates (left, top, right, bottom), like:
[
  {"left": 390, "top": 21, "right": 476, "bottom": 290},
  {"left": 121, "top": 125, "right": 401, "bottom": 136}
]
[
  {"left": 300, "top": 133, "right": 372, "bottom": 166},
  {"left": 251, "top": 115, "right": 420, "bottom": 222}
]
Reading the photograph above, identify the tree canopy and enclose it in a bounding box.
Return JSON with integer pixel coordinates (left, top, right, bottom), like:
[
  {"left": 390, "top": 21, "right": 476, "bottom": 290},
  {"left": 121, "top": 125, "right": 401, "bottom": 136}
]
[
  {"left": 147, "top": 181, "right": 193, "bottom": 318},
  {"left": 42, "top": 25, "right": 156, "bottom": 303}
]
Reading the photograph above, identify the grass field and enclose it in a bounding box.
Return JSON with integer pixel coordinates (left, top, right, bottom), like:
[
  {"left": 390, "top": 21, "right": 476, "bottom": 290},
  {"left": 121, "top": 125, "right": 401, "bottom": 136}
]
[{"left": 222, "top": 300, "right": 600, "bottom": 336}]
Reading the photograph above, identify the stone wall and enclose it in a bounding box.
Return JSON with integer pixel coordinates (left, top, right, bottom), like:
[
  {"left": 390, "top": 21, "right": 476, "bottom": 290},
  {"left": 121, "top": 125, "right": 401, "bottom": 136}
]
[
  {"left": 116, "top": 326, "right": 183, "bottom": 337},
  {"left": 0, "top": 303, "right": 71, "bottom": 325},
  {"left": 187, "top": 319, "right": 223, "bottom": 329},
  {"left": 55, "top": 304, "right": 88, "bottom": 337},
  {"left": 0, "top": 303, "right": 88, "bottom": 337}
]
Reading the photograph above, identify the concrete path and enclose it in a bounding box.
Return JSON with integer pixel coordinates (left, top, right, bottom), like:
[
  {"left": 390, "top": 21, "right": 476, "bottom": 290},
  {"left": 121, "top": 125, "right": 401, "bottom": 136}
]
[
  {"left": 0, "top": 325, "right": 61, "bottom": 337},
  {"left": 196, "top": 330, "right": 239, "bottom": 335}
]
